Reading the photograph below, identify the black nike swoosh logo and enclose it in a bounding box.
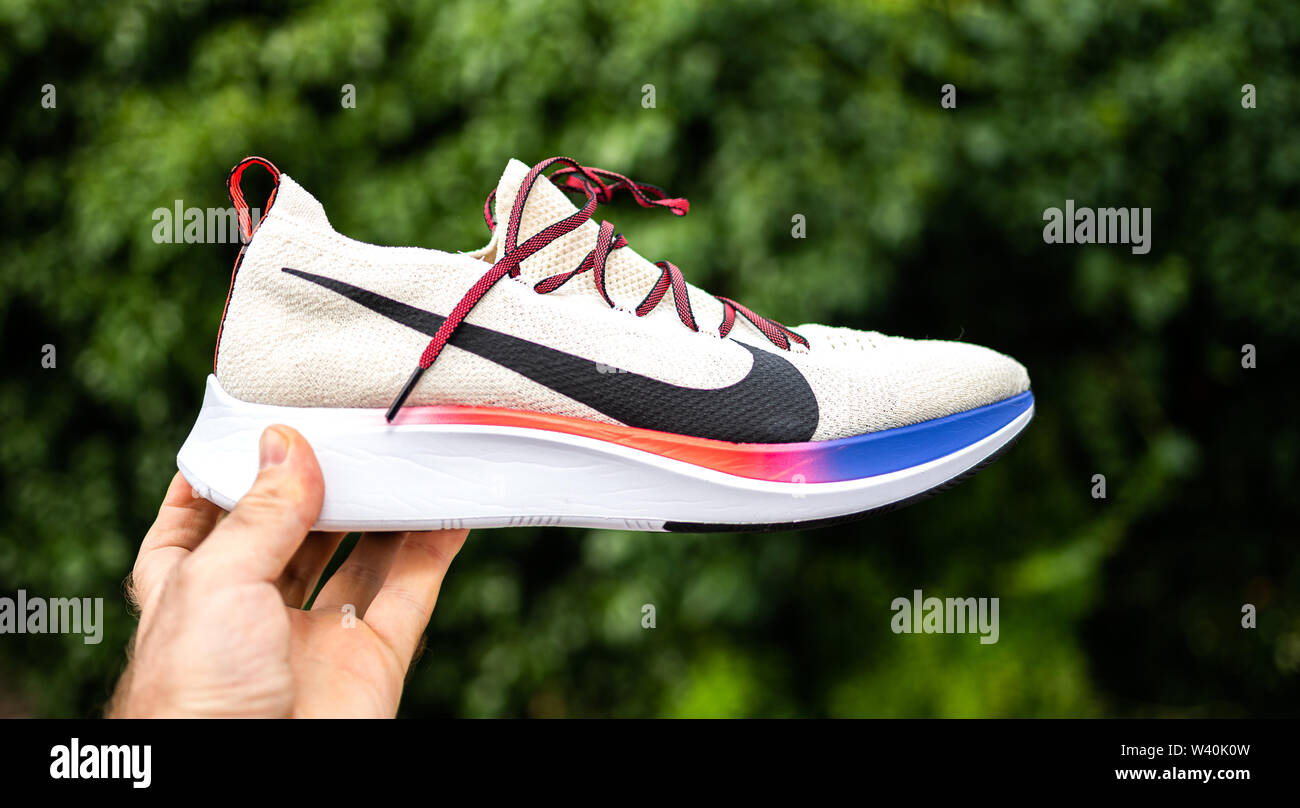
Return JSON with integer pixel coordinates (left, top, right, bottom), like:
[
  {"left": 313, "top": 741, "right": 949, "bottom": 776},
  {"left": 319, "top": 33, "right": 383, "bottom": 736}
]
[{"left": 282, "top": 267, "right": 819, "bottom": 442}]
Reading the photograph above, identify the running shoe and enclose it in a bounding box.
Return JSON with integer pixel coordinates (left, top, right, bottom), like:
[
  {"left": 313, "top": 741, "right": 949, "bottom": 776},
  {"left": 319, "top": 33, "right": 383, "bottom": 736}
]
[{"left": 177, "top": 156, "right": 1033, "bottom": 532}]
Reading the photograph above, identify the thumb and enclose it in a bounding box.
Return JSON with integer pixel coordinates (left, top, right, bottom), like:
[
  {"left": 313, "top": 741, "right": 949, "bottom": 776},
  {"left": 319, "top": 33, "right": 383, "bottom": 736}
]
[{"left": 190, "top": 425, "right": 326, "bottom": 582}]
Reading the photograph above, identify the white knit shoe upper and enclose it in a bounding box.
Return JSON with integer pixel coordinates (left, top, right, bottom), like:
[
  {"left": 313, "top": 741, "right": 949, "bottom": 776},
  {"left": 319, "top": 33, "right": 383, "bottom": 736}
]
[{"left": 214, "top": 159, "right": 1030, "bottom": 442}]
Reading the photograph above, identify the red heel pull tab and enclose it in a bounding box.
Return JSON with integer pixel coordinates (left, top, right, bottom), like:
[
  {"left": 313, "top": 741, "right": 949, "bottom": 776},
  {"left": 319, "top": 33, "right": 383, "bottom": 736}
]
[{"left": 227, "top": 156, "right": 281, "bottom": 243}]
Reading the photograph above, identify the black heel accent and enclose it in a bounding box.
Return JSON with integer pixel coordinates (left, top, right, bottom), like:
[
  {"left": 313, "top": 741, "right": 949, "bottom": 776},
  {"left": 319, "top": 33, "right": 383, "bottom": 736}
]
[{"left": 386, "top": 366, "right": 427, "bottom": 422}]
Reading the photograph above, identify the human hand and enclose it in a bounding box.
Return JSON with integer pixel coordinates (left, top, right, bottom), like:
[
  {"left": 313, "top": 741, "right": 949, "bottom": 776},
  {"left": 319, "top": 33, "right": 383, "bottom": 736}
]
[{"left": 110, "top": 425, "right": 468, "bottom": 718}]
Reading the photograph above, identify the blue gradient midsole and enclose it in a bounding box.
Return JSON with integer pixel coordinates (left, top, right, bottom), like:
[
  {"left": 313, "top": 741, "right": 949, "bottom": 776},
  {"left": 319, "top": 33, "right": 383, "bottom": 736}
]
[{"left": 790, "top": 391, "right": 1034, "bottom": 483}]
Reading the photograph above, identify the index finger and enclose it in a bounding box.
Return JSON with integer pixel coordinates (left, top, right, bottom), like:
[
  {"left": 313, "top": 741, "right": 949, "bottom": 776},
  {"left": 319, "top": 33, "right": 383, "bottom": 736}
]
[
  {"left": 131, "top": 472, "right": 223, "bottom": 612},
  {"left": 364, "top": 529, "right": 469, "bottom": 667}
]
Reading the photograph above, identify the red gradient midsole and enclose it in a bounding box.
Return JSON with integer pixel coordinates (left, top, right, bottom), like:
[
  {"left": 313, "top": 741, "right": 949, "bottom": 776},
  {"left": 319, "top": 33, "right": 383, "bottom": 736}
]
[{"left": 392, "top": 405, "right": 822, "bottom": 483}]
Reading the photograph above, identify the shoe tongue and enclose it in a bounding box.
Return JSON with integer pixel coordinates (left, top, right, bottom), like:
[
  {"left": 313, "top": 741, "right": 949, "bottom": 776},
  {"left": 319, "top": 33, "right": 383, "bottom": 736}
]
[
  {"left": 491, "top": 159, "right": 660, "bottom": 307},
  {"left": 491, "top": 159, "right": 726, "bottom": 332}
]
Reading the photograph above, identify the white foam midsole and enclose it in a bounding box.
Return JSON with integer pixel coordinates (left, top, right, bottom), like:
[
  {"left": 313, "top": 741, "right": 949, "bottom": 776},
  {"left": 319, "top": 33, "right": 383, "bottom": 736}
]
[{"left": 176, "top": 375, "right": 1033, "bottom": 532}]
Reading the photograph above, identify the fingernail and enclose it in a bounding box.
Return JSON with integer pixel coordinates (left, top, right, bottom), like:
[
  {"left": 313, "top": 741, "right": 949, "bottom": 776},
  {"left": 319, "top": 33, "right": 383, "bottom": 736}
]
[{"left": 259, "top": 426, "right": 290, "bottom": 469}]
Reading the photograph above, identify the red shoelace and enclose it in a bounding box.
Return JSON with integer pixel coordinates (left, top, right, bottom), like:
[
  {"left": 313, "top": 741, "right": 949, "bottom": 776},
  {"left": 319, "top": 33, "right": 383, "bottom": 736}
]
[{"left": 386, "top": 156, "right": 807, "bottom": 421}]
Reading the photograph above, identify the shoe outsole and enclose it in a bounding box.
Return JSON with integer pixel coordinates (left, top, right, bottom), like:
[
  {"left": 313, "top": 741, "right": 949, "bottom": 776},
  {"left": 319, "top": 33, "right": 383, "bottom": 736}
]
[{"left": 178, "top": 375, "right": 1033, "bottom": 533}]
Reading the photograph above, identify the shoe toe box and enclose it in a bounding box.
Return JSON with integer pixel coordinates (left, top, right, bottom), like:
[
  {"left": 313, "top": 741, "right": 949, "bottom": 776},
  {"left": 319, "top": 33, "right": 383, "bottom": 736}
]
[{"left": 794, "top": 326, "right": 1031, "bottom": 440}]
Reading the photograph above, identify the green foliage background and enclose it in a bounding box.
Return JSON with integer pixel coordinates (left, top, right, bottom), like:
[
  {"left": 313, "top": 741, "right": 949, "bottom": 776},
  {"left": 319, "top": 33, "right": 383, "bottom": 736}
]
[{"left": 1, "top": 0, "right": 1297, "bottom": 717}]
